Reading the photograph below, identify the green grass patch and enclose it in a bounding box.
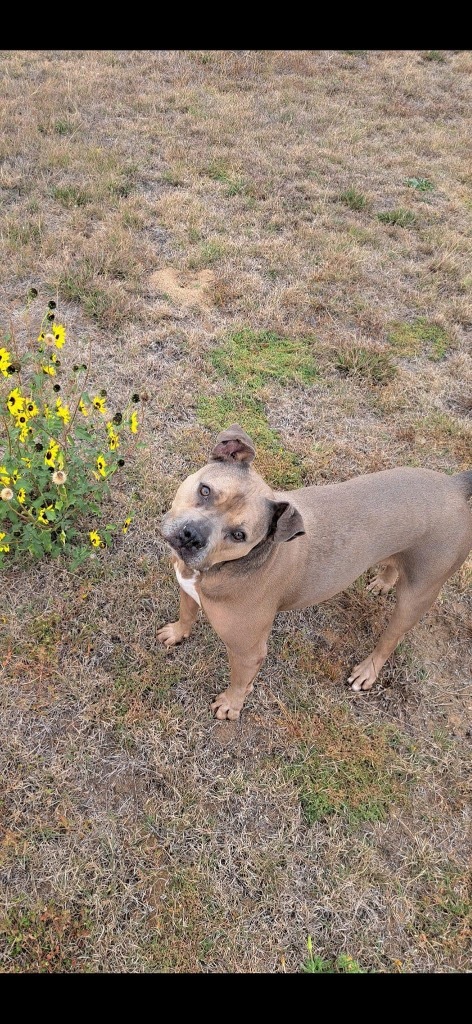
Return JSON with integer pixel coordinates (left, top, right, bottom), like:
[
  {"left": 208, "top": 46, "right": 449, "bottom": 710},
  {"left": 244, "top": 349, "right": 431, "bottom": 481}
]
[
  {"left": 205, "top": 159, "right": 250, "bottom": 197},
  {"left": 52, "top": 185, "right": 92, "bottom": 208},
  {"left": 188, "top": 240, "right": 226, "bottom": 269},
  {"left": 414, "top": 410, "right": 471, "bottom": 461},
  {"left": 5, "top": 219, "right": 43, "bottom": 247},
  {"left": 58, "top": 272, "right": 113, "bottom": 324},
  {"left": 388, "top": 318, "right": 452, "bottom": 360},
  {"left": 209, "top": 329, "right": 319, "bottom": 389},
  {"left": 197, "top": 393, "right": 306, "bottom": 488},
  {"left": 334, "top": 344, "right": 396, "bottom": 384},
  {"left": 284, "top": 708, "right": 410, "bottom": 826},
  {"left": 339, "top": 187, "right": 368, "bottom": 211},
  {"left": 377, "top": 208, "right": 416, "bottom": 227}
]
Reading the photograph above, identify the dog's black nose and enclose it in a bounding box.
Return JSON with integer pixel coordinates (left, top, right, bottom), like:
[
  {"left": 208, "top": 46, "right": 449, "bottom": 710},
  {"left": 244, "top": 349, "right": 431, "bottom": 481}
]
[{"left": 177, "top": 525, "right": 205, "bottom": 550}]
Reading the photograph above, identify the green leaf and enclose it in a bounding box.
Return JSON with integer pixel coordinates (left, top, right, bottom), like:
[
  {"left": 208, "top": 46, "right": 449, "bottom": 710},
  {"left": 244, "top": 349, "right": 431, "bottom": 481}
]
[
  {"left": 73, "top": 425, "right": 92, "bottom": 441},
  {"left": 70, "top": 546, "right": 90, "bottom": 570}
]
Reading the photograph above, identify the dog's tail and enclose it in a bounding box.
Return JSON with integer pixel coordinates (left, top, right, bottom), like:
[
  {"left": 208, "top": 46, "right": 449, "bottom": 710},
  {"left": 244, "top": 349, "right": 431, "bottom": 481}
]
[{"left": 454, "top": 470, "right": 472, "bottom": 499}]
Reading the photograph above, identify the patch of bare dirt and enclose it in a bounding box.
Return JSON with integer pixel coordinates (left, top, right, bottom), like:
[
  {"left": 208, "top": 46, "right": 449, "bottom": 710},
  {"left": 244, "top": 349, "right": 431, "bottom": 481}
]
[{"left": 149, "top": 268, "right": 215, "bottom": 308}]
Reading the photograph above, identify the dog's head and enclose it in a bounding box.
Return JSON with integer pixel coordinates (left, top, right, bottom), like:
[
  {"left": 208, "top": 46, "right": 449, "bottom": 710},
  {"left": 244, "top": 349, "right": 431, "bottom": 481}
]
[{"left": 160, "top": 424, "right": 305, "bottom": 569}]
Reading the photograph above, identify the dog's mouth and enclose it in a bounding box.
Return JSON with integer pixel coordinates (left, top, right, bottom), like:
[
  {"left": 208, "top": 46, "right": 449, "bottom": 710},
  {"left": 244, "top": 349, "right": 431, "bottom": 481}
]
[{"left": 168, "top": 538, "right": 210, "bottom": 567}]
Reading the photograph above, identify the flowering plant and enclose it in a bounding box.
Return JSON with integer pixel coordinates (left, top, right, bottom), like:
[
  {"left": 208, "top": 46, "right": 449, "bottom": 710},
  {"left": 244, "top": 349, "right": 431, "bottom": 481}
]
[{"left": 0, "top": 293, "right": 139, "bottom": 569}]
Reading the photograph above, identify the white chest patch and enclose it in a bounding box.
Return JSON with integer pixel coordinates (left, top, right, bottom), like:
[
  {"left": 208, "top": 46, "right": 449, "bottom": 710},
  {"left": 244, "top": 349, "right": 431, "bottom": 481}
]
[{"left": 174, "top": 566, "right": 202, "bottom": 607}]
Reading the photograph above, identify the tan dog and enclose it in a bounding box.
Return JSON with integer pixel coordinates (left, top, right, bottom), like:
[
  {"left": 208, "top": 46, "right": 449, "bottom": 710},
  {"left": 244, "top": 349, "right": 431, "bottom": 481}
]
[{"left": 158, "top": 425, "right": 472, "bottom": 720}]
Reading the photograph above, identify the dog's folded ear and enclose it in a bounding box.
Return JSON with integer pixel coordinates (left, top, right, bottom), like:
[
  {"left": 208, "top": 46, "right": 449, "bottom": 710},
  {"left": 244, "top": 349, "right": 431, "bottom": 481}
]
[
  {"left": 267, "top": 501, "right": 305, "bottom": 543},
  {"left": 210, "top": 424, "right": 256, "bottom": 464}
]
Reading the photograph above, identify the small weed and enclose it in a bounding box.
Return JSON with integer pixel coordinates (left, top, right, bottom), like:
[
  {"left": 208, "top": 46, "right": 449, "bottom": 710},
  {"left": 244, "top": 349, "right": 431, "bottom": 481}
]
[
  {"left": 334, "top": 344, "right": 396, "bottom": 384},
  {"left": 301, "top": 937, "right": 365, "bottom": 973},
  {"left": 422, "top": 51, "right": 446, "bottom": 62},
  {"left": 377, "top": 209, "right": 416, "bottom": 227},
  {"left": 388, "top": 318, "right": 452, "bottom": 360},
  {"left": 405, "top": 177, "right": 434, "bottom": 192},
  {"left": 339, "top": 187, "right": 368, "bottom": 211},
  {"left": 107, "top": 180, "right": 133, "bottom": 199},
  {"left": 188, "top": 226, "right": 201, "bottom": 243},
  {"left": 54, "top": 119, "right": 75, "bottom": 135}
]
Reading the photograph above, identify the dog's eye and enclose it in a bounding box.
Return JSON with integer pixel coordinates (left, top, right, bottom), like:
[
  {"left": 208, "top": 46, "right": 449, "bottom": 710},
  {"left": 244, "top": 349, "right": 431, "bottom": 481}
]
[
  {"left": 232, "top": 530, "right": 246, "bottom": 542},
  {"left": 199, "top": 485, "right": 210, "bottom": 497}
]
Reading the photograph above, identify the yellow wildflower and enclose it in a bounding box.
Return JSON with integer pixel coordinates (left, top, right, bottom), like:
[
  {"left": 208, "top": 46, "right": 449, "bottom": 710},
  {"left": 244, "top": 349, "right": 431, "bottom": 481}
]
[
  {"left": 25, "top": 398, "right": 39, "bottom": 419},
  {"left": 52, "top": 324, "right": 66, "bottom": 348},
  {"left": 42, "top": 364, "right": 56, "bottom": 376},
  {"left": 122, "top": 517, "right": 132, "bottom": 534},
  {"left": 94, "top": 454, "right": 107, "bottom": 478},
  {"left": 45, "top": 440, "right": 60, "bottom": 467},
  {"left": 78, "top": 399, "right": 89, "bottom": 416},
  {"left": 0, "top": 531, "right": 10, "bottom": 552},
  {"left": 17, "top": 488, "right": 26, "bottom": 504},
  {"left": 55, "top": 399, "right": 70, "bottom": 424},
  {"left": 106, "top": 422, "right": 120, "bottom": 450},
  {"left": 92, "top": 395, "right": 108, "bottom": 414},
  {"left": 89, "top": 530, "right": 103, "bottom": 548},
  {"left": 14, "top": 412, "right": 29, "bottom": 441},
  {"left": 130, "top": 411, "right": 138, "bottom": 434},
  {"left": 0, "top": 466, "right": 10, "bottom": 485},
  {"left": 7, "top": 388, "right": 24, "bottom": 414},
  {"left": 17, "top": 423, "right": 30, "bottom": 443},
  {"left": 37, "top": 505, "right": 54, "bottom": 525},
  {"left": 0, "top": 347, "right": 13, "bottom": 377}
]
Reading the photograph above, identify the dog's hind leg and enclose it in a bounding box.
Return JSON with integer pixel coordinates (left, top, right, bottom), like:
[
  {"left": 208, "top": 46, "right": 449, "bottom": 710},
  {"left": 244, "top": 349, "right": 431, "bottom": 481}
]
[
  {"left": 348, "top": 573, "right": 443, "bottom": 691},
  {"left": 348, "top": 536, "right": 471, "bottom": 692}
]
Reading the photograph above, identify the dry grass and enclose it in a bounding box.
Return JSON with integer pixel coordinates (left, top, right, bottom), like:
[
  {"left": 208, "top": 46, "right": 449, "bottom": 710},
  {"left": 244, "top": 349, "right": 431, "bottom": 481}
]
[{"left": 1, "top": 50, "right": 471, "bottom": 974}]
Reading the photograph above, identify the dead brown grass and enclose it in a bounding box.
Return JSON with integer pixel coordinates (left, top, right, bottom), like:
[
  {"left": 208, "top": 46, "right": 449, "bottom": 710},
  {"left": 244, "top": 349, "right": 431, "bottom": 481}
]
[{"left": 0, "top": 50, "right": 471, "bottom": 974}]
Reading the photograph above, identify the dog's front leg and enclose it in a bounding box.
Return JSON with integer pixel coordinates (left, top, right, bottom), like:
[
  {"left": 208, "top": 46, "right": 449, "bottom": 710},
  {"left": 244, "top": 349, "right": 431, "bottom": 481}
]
[
  {"left": 211, "top": 638, "right": 269, "bottom": 721},
  {"left": 157, "top": 587, "right": 200, "bottom": 648}
]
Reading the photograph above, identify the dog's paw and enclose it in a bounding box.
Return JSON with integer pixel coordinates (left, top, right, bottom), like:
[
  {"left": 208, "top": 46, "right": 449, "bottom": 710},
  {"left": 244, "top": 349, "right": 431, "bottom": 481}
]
[
  {"left": 211, "top": 693, "right": 242, "bottom": 721},
  {"left": 366, "top": 576, "right": 390, "bottom": 596},
  {"left": 366, "top": 567, "right": 397, "bottom": 596},
  {"left": 347, "top": 656, "right": 378, "bottom": 691},
  {"left": 156, "top": 622, "right": 189, "bottom": 647}
]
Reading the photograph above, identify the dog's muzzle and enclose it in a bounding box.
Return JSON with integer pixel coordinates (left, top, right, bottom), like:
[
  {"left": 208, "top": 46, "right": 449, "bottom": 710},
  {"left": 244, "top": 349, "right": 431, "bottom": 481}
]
[{"left": 162, "top": 517, "right": 211, "bottom": 560}]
